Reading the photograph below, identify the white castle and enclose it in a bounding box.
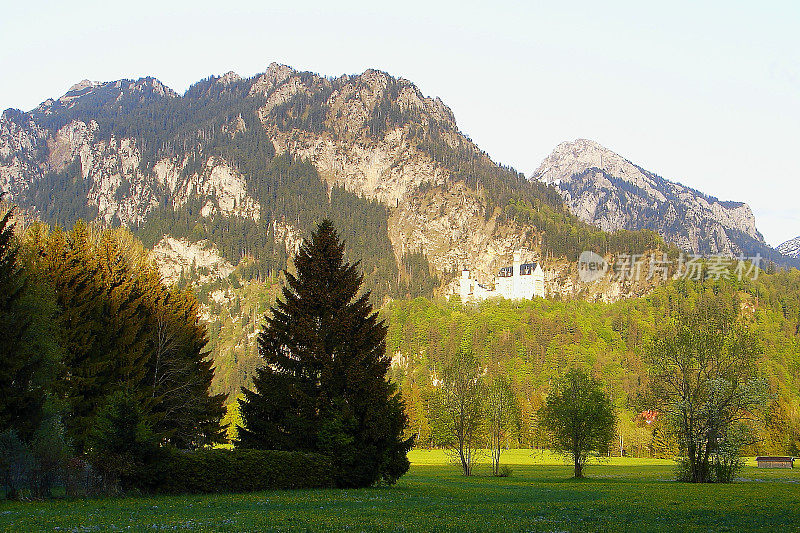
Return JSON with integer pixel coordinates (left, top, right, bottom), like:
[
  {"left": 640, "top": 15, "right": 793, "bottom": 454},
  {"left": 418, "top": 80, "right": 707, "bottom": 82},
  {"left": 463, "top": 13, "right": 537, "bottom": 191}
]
[{"left": 458, "top": 252, "right": 545, "bottom": 301}]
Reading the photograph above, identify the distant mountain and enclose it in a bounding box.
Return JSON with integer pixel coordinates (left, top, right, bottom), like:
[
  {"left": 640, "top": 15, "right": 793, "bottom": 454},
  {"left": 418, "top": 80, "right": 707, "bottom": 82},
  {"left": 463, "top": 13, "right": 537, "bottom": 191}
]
[
  {"left": 532, "top": 139, "right": 796, "bottom": 266},
  {"left": 778, "top": 236, "right": 800, "bottom": 259}
]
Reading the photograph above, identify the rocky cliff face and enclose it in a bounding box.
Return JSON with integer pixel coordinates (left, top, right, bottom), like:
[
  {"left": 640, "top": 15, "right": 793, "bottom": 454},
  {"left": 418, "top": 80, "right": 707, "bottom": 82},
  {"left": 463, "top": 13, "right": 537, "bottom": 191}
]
[
  {"left": 0, "top": 64, "right": 550, "bottom": 291},
  {"left": 1, "top": 114, "right": 261, "bottom": 227},
  {"left": 151, "top": 236, "right": 235, "bottom": 285},
  {"left": 532, "top": 139, "right": 764, "bottom": 256},
  {"left": 251, "top": 66, "right": 535, "bottom": 280}
]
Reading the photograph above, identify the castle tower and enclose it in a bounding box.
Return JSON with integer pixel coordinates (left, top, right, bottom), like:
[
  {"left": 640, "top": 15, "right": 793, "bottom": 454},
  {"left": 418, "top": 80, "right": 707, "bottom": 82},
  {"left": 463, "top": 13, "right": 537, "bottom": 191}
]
[
  {"left": 459, "top": 269, "right": 472, "bottom": 300},
  {"left": 512, "top": 251, "right": 522, "bottom": 298}
]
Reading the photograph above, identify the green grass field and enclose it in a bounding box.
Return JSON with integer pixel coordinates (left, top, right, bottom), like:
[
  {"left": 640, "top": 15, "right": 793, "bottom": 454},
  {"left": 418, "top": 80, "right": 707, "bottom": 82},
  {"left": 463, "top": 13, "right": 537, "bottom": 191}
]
[{"left": 1, "top": 450, "right": 798, "bottom": 532}]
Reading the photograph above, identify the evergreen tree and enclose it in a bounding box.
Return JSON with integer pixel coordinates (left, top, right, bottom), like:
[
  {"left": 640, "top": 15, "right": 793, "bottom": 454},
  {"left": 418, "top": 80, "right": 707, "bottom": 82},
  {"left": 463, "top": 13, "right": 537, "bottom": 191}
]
[
  {"left": 238, "top": 220, "right": 411, "bottom": 487},
  {"left": 87, "top": 390, "right": 159, "bottom": 492},
  {"left": 0, "top": 207, "right": 45, "bottom": 439},
  {"left": 43, "top": 222, "right": 106, "bottom": 451},
  {"left": 94, "top": 231, "right": 149, "bottom": 396}
]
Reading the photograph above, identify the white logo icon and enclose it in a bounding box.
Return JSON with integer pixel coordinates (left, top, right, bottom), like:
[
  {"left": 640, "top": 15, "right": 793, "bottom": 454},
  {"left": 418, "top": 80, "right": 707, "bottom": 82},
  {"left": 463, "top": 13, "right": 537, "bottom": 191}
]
[{"left": 578, "top": 251, "right": 607, "bottom": 283}]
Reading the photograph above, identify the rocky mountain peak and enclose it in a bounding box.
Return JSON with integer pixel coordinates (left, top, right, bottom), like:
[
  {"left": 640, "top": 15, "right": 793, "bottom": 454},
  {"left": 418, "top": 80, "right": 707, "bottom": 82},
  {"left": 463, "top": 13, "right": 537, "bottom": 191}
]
[
  {"left": 250, "top": 62, "right": 296, "bottom": 95},
  {"left": 117, "top": 77, "right": 177, "bottom": 98},
  {"left": 532, "top": 138, "right": 765, "bottom": 256},
  {"left": 67, "top": 79, "right": 101, "bottom": 93},
  {"left": 535, "top": 139, "right": 664, "bottom": 198},
  {"left": 31, "top": 76, "right": 177, "bottom": 117},
  {"left": 217, "top": 71, "right": 242, "bottom": 85}
]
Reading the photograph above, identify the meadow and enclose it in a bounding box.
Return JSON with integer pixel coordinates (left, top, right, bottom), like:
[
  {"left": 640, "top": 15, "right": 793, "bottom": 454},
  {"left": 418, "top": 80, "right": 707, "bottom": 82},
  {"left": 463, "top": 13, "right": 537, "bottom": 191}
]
[{"left": 1, "top": 450, "right": 798, "bottom": 532}]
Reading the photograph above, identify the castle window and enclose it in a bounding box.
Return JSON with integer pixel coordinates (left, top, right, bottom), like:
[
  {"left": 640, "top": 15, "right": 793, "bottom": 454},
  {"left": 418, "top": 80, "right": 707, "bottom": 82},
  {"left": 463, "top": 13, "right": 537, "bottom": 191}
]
[{"left": 520, "top": 262, "right": 538, "bottom": 276}]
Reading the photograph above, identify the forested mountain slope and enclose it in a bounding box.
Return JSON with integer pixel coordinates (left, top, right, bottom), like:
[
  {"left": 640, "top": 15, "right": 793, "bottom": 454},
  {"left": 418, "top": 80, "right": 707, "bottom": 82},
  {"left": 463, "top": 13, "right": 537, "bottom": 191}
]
[{"left": 1, "top": 64, "right": 663, "bottom": 301}]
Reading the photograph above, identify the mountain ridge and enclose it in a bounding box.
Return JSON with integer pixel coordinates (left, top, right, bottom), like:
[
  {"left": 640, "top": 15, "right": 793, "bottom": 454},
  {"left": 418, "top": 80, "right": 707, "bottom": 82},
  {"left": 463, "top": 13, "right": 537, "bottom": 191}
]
[{"left": 1, "top": 63, "right": 795, "bottom": 306}]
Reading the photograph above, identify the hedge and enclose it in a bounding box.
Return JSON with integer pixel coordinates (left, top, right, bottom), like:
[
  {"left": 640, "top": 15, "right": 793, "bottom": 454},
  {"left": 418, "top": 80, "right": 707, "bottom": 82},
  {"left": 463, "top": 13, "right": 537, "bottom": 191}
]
[{"left": 133, "top": 448, "right": 336, "bottom": 494}]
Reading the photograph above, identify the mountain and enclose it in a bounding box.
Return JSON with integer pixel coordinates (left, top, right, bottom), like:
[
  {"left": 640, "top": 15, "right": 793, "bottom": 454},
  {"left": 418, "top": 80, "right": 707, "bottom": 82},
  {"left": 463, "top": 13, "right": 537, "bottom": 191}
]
[
  {"left": 778, "top": 236, "right": 800, "bottom": 259},
  {"left": 4, "top": 64, "right": 796, "bottom": 404},
  {"left": 0, "top": 63, "right": 662, "bottom": 303},
  {"left": 532, "top": 139, "right": 795, "bottom": 266}
]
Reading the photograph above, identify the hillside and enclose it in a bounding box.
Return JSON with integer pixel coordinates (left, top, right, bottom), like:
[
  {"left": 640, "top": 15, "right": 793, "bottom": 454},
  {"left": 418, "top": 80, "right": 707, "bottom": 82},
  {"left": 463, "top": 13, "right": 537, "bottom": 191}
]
[
  {"left": 1, "top": 64, "right": 663, "bottom": 303},
  {"left": 386, "top": 271, "right": 800, "bottom": 455}
]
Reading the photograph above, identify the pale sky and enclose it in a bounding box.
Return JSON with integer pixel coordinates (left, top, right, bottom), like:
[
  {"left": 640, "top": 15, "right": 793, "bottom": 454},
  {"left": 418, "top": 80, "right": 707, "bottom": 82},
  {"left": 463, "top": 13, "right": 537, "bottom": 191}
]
[{"left": 2, "top": 0, "right": 798, "bottom": 245}]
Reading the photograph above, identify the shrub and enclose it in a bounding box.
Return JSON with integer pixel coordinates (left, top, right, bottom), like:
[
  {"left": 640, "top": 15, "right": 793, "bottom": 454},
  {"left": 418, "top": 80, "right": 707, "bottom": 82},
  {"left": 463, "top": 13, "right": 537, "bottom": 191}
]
[
  {"left": 136, "top": 448, "right": 335, "bottom": 494},
  {"left": 496, "top": 465, "right": 513, "bottom": 478},
  {"left": 87, "top": 391, "right": 160, "bottom": 493},
  {"left": 64, "top": 457, "right": 103, "bottom": 498},
  {"left": 30, "top": 411, "right": 71, "bottom": 498},
  {"left": 0, "top": 429, "right": 34, "bottom": 500}
]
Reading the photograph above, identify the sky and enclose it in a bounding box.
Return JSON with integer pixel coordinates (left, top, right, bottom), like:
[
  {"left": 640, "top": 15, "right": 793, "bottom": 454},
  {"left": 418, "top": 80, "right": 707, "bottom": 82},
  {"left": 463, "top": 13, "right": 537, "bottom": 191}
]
[{"left": 2, "top": 0, "right": 798, "bottom": 246}]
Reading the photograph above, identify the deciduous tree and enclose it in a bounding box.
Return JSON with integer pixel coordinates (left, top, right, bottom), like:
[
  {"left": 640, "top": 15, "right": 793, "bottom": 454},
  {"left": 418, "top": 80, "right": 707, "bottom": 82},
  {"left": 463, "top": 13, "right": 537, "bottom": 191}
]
[
  {"left": 539, "top": 368, "right": 615, "bottom": 478},
  {"left": 434, "top": 349, "right": 485, "bottom": 476},
  {"left": 646, "top": 291, "right": 768, "bottom": 483},
  {"left": 486, "top": 373, "right": 516, "bottom": 476}
]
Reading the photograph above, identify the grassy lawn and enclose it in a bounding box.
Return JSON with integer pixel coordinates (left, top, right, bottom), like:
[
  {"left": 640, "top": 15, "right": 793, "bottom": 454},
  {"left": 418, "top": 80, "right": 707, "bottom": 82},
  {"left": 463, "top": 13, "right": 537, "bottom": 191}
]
[{"left": 1, "top": 450, "right": 798, "bottom": 532}]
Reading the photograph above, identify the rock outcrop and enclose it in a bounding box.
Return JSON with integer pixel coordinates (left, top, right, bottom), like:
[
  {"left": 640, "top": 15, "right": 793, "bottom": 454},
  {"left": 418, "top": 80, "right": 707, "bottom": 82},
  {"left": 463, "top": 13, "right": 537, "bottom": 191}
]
[{"left": 151, "top": 236, "right": 235, "bottom": 285}]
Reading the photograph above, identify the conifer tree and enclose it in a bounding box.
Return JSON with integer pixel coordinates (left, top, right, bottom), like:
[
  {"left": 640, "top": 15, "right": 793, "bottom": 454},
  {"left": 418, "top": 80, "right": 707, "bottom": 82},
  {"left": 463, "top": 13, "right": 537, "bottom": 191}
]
[
  {"left": 94, "top": 231, "right": 149, "bottom": 394},
  {"left": 238, "top": 220, "right": 411, "bottom": 487},
  {"left": 43, "top": 222, "right": 106, "bottom": 451},
  {"left": 0, "top": 207, "right": 48, "bottom": 439}
]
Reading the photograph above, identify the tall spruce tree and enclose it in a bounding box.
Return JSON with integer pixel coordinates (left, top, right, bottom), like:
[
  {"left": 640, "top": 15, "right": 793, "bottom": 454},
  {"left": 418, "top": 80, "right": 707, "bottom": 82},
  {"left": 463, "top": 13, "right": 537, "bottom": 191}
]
[
  {"left": 0, "top": 207, "right": 48, "bottom": 440},
  {"left": 43, "top": 222, "right": 106, "bottom": 452},
  {"left": 237, "top": 220, "right": 411, "bottom": 487},
  {"left": 0, "top": 208, "right": 29, "bottom": 431}
]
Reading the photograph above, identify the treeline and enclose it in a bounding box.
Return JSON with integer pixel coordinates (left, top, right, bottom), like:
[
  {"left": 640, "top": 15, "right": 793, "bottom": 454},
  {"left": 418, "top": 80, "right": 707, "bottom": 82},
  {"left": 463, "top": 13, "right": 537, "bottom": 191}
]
[
  {"left": 30, "top": 75, "right": 265, "bottom": 172},
  {"left": 385, "top": 270, "right": 800, "bottom": 456},
  {"left": 0, "top": 209, "right": 225, "bottom": 497}
]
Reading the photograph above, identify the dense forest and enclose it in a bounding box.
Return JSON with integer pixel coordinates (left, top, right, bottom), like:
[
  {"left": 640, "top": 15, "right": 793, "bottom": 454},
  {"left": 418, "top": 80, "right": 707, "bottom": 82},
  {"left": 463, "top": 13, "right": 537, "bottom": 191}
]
[
  {"left": 0, "top": 209, "right": 225, "bottom": 496},
  {"left": 384, "top": 270, "right": 800, "bottom": 457}
]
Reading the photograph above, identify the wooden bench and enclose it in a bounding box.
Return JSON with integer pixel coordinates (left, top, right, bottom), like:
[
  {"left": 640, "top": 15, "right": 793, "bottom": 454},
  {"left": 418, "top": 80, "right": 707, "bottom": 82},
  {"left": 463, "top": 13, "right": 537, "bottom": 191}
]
[{"left": 755, "top": 456, "right": 794, "bottom": 468}]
